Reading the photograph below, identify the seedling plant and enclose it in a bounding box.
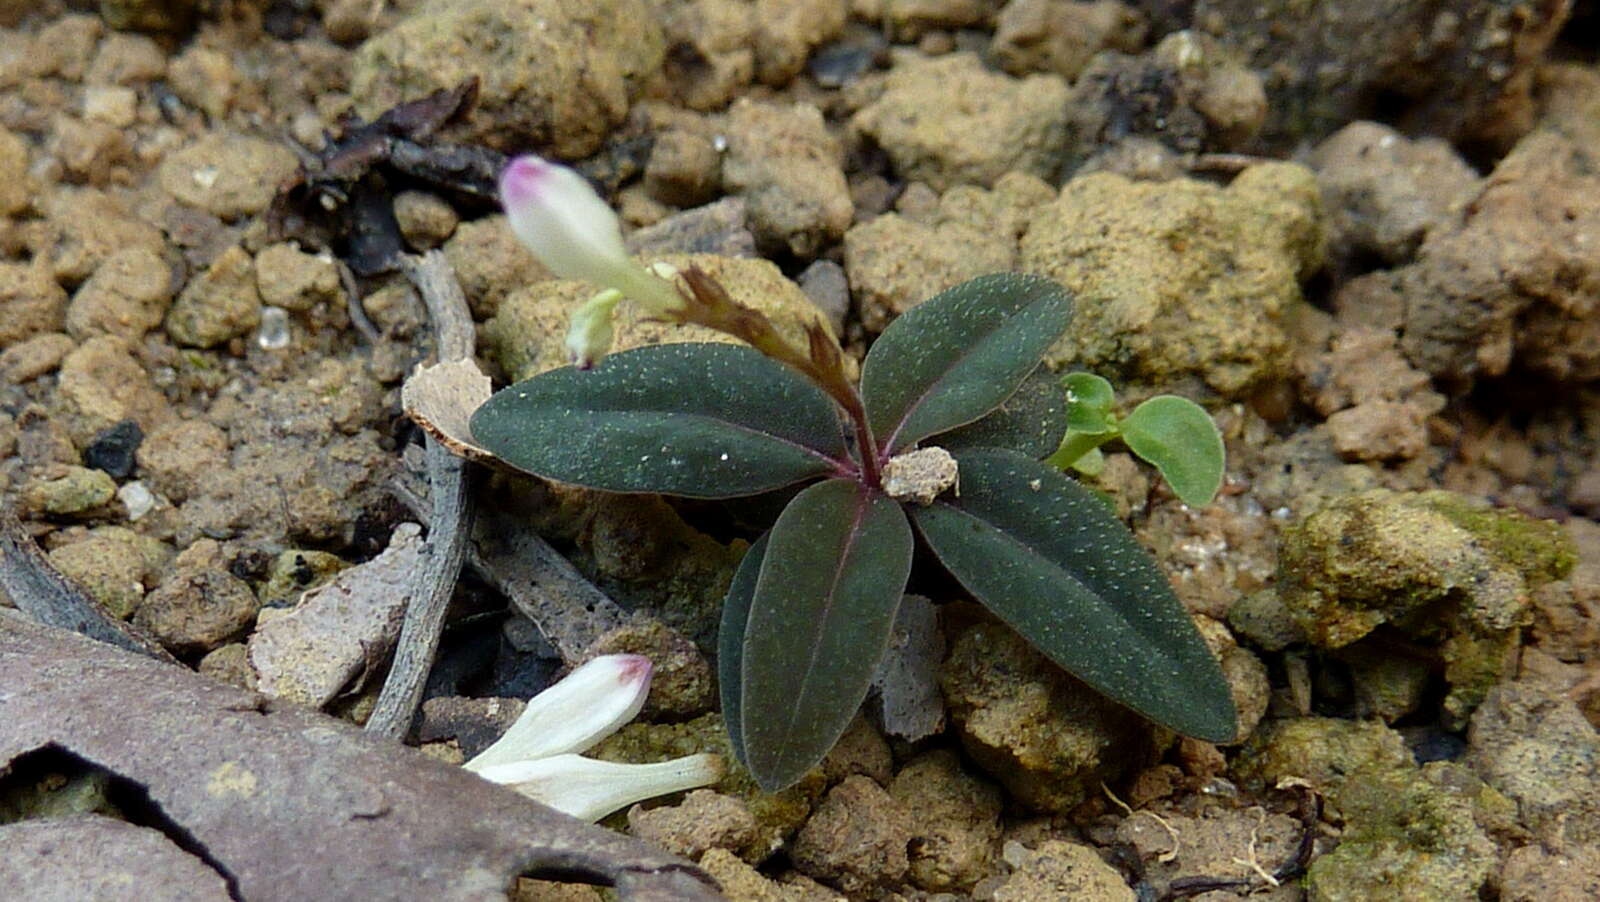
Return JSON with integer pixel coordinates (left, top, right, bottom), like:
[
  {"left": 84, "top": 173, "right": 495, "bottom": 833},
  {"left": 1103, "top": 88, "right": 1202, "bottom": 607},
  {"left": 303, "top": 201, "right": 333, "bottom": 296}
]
[{"left": 474, "top": 156, "right": 1236, "bottom": 791}]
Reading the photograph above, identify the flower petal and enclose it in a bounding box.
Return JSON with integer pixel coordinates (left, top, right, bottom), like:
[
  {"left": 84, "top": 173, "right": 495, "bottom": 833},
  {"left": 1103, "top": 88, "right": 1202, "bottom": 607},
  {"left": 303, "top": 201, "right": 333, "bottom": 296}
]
[
  {"left": 476, "top": 753, "right": 724, "bottom": 823},
  {"left": 464, "top": 654, "right": 652, "bottom": 772}
]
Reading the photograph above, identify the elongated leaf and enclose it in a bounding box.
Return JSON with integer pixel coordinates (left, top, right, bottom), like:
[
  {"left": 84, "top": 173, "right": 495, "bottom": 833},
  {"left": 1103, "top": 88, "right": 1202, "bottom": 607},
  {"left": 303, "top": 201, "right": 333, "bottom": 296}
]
[
  {"left": 934, "top": 368, "right": 1069, "bottom": 459},
  {"left": 1121, "top": 396, "right": 1225, "bottom": 507},
  {"left": 717, "top": 532, "right": 769, "bottom": 768},
  {"left": 740, "top": 480, "right": 913, "bottom": 790},
  {"left": 861, "top": 274, "right": 1072, "bottom": 455},
  {"left": 910, "top": 449, "right": 1236, "bottom": 742},
  {"left": 470, "top": 343, "right": 849, "bottom": 498}
]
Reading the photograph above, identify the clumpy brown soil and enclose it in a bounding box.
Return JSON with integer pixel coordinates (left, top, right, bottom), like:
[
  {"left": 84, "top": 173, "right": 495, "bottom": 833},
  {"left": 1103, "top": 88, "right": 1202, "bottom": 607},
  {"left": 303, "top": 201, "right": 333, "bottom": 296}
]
[{"left": 2, "top": 1, "right": 1599, "bottom": 900}]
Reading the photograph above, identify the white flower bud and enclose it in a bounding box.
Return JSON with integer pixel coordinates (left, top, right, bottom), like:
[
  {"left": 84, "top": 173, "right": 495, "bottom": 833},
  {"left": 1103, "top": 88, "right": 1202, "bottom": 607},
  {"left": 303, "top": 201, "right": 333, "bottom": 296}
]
[
  {"left": 565, "top": 289, "right": 623, "bottom": 370},
  {"left": 464, "top": 654, "right": 652, "bottom": 773},
  {"left": 499, "top": 155, "right": 681, "bottom": 316},
  {"left": 475, "top": 753, "right": 724, "bottom": 823}
]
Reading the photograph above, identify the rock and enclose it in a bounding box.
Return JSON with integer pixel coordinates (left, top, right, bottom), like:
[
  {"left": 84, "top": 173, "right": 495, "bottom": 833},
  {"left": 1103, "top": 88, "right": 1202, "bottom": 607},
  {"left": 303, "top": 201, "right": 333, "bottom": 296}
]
[
  {"left": 624, "top": 197, "right": 757, "bottom": 259},
  {"left": 392, "top": 191, "right": 458, "bottom": 249},
  {"left": 992, "top": 840, "right": 1133, "bottom": 902},
  {"left": 992, "top": 0, "right": 1146, "bottom": 81},
  {"left": 653, "top": 0, "right": 755, "bottom": 110},
  {"left": 65, "top": 247, "right": 175, "bottom": 341},
  {"left": 0, "top": 126, "right": 33, "bottom": 216},
  {"left": 696, "top": 848, "right": 844, "bottom": 902},
  {"left": 588, "top": 617, "right": 716, "bottom": 720},
  {"left": 853, "top": 52, "right": 1070, "bottom": 191},
  {"left": 23, "top": 465, "right": 117, "bottom": 517},
  {"left": 1469, "top": 680, "right": 1600, "bottom": 846},
  {"left": 789, "top": 775, "right": 912, "bottom": 894},
  {"left": 418, "top": 696, "right": 526, "bottom": 761},
  {"left": 46, "top": 526, "right": 169, "bottom": 619},
  {"left": 0, "top": 262, "right": 68, "bottom": 346},
  {"left": 888, "top": 750, "right": 1002, "bottom": 891},
  {"left": 81, "top": 85, "right": 139, "bottom": 129},
  {"left": 644, "top": 129, "right": 722, "bottom": 208},
  {"left": 253, "top": 243, "right": 342, "bottom": 313},
  {"left": 1278, "top": 489, "right": 1574, "bottom": 725},
  {"left": 626, "top": 790, "right": 758, "bottom": 859},
  {"left": 486, "top": 253, "right": 844, "bottom": 383},
  {"left": 22, "top": 14, "right": 101, "bottom": 81},
  {"left": 1114, "top": 802, "right": 1303, "bottom": 891},
  {"left": 98, "top": 0, "right": 196, "bottom": 33},
  {"left": 441, "top": 216, "right": 551, "bottom": 320},
  {"left": 879, "top": 0, "right": 992, "bottom": 40},
  {"left": 196, "top": 642, "right": 255, "bottom": 690},
  {"left": 753, "top": 0, "right": 848, "bottom": 86},
  {"left": 0, "top": 816, "right": 232, "bottom": 901},
  {"left": 1235, "top": 716, "right": 1411, "bottom": 797},
  {"left": 1499, "top": 843, "right": 1600, "bottom": 902},
  {"left": 720, "top": 99, "right": 852, "bottom": 258},
  {"left": 1198, "top": 0, "right": 1569, "bottom": 149},
  {"left": 350, "top": 0, "right": 665, "bottom": 159},
  {"left": 48, "top": 114, "right": 128, "bottom": 184},
  {"left": 85, "top": 33, "right": 166, "bottom": 85},
  {"left": 1394, "top": 123, "right": 1600, "bottom": 384},
  {"left": 157, "top": 134, "right": 297, "bottom": 221},
  {"left": 819, "top": 716, "right": 892, "bottom": 787},
  {"left": 31, "top": 188, "right": 165, "bottom": 284},
  {"left": 0, "top": 332, "right": 75, "bottom": 384},
  {"left": 1065, "top": 31, "right": 1267, "bottom": 167},
  {"left": 1309, "top": 122, "right": 1479, "bottom": 265},
  {"left": 941, "top": 621, "right": 1164, "bottom": 812},
  {"left": 166, "top": 46, "right": 237, "bottom": 119},
  {"left": 796, "top": 260, "right": 849, "bottom": 336},
  {"left": 257, "top": 549, "right": 348, "bottom": 608},
  {"left": 134, "top": 539, "right": 260, "bottom": 655},
  {"left": 136, "top": 418, "right": 228, "bottom": 504},
  {"left": 82, "top": 420, "right": 143, "bottom": 479},
  {"left": 55, "top": 336, "right": 172, "bottom": 445},
  {"left": 1020, "top": 163, "right": 1323, "bottom": 397},
  {"left": 1194, "top": 616, "right": 1270, "bottom": 742},
  {"left": 1335, "top": 642, "right": 1432, "bottom": 723},
  {"left": 1326, "top": 400, "right": 1432, "bottom": 462},
  {"left": 165, "top": 245, "right": 262, "bottom": 348}
]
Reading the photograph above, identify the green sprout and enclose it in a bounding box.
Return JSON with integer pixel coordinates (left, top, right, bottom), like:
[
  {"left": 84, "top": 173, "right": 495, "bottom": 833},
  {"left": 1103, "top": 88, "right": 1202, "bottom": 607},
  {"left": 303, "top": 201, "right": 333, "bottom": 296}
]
[
  {"left": 1045, "top": 372, "right": 1227, "bottom": 508},
  {"left": 476, "top": 156, "right": 1236, "bottom": 792}
]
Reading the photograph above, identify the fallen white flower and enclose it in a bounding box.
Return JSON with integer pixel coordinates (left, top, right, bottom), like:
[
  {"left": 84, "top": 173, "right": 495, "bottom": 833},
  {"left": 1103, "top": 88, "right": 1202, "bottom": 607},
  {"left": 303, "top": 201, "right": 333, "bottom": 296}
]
[{"left": 475, "top": 753, "right": 724, "bottom": 823}]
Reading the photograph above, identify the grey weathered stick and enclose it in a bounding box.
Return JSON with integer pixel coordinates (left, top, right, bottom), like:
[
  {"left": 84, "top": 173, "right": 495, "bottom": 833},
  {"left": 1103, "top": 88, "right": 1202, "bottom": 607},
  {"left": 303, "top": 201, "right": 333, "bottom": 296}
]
[
  {"left": 366, "top": 251, "right": 476, "bottom": 738},
  {"left": 389, "top": 462, "right": 629, "bottom": 665},
  {"left": 0, "top": 505, "right": 177, "bottom": 664}
]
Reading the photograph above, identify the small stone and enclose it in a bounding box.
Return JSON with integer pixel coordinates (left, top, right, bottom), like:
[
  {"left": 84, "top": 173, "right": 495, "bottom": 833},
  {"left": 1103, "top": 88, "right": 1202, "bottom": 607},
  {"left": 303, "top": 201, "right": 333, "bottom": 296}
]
[
  {"left": 0, "top": 333, "right": 75, "bottom": 384},
  {"left": 808, "top": 26, "right": 886, "bottom": 88},
  {"left": 117, "top": 481, "right": 156, "bottom": 521},
  {"left": 992, "top": 840, "right": 1135, "bottom": 902},
  {"left": 721, "top": 99, "right": 852, "bottom": 258},
  {"left": 393, "top": 191, "right": 459, "bottom": 249},
  {"left": 135, "top": 539, "right": 261, "bottom": 655},
  {"left": 166, "top": 46, "right": 237, "bottom": 119},
  {"left": 796, "top": 259, "right": 849, "bottom": 335},
  {"left": 136, "top": 419, "right": 227, "bottom": 505},
  {"left": 46, "top": 526, "right": 168, "bottom": 619},
  {"left": 66, "top": 248, "right": 175, "bottom": 342},
  {"left": 441, "top": 216, "right": 550, "bottom": 320},
  {"left": 253, "top": 243, "right": 341, "bottom": 312},
  {"left": 993, "top": 0, "right": 1147, "bottom": 81},
  {"left": 0, "top": 127, "right": 33, "bottom": 217},
  {"left": 626, "top": 790, "right": 758, "bottom": 859},
  {"left": 889, "top": 750, "right": 1002, "bottom": 891},
  {"left": 256, "top": 307, "right": 291, "bottom": 350},
  {"left": 0, "top": 262, "right": 68, "bottom": 347},
  {"left": 48, "top": 115, "right": 128, "bottom": 184},
  {"left": 197, "top": 643, "right": 256, "bottom": 690},
  {"left": 790, "top": 775, "right": 912, "bottom": 894},
  {"left": 82, "top": 419, "right": 143, "bottom": 479},
  {"left": 696, "top": 849, "right": 844, "bottom": 902},
  {"left": 165, "top": 245, "right": 262, "bottom": 348},
  {"left": 644, "top": 129, "right": 721, "bottom": 208},
  {"left": 418, "top": 696, "right": 527, "bottom": 761},
  {"left": 85, "top": 33, "right": 166, "bottom": 85},
  {"left": 624, "top": 197, "right": 757, "bottom": 260},
  {"left": 33, "top": 188, "right": 166, "bottom": 284},
  {"left": 752, "top": 0, "right": 848, "bottom": 86},
  {"left": 98, "top": 0, "right": 196, "bottom": 33},
  {"left": 1326, "top": 400, "right": 1431, "bottom": 461},
  {"left": 158, "top": 135, "right": 298, "bottom": 221},
  {"left": 589, "top": 617, "right": 716, "bottom": 719},
  {"left": 820, "top": 716, "right": 893, "bottom": 786},
  {"left": 882, "top": 446, "right": 958, "bottom": 506},
  {"left": 24, "top": 465, "right": 118, "bottom": 517},
  {"left": 81, "top": 85, "right": 138, "bottom": 128}
]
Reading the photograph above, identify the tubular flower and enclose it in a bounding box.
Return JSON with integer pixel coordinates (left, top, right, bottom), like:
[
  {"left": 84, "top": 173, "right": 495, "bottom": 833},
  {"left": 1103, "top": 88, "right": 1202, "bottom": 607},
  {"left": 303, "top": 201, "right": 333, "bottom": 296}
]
[
  {"left": 499, "top": 154, "right": 684, "bottom": 358},
  {"left": 463, "top": 654, "right": 722, "bottom": 822}
]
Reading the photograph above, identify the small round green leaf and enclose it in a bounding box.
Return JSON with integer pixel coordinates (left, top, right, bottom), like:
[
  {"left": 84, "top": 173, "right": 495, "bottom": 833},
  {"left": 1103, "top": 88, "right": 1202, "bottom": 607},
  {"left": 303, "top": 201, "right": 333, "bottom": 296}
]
[
  {"left": 910, "top": 449, "right": 1236, "bottom": 742},
  {"left": 1120, "top": 396, "right": 1225, "bottom": 507},
  {"left": 1061, "top": 371, "right": 1116, "bottom": 435},
  {"left": 469, "top": 343, "right": 849, "bottom": 499},
  {"left": 861, "top": 274, "right": 1072, "bottom": 455},
  {"left": 740, "top": 479, "right": 913, "bottom": 791}
]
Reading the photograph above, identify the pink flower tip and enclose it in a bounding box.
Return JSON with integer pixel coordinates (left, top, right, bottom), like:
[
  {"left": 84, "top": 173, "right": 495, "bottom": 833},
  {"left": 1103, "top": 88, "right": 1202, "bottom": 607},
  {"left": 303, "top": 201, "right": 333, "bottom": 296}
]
[
  {"left": 612, "top": 654, "right": 653, "bottom": 688},
  {"left": 498, "top": 155, "right": 553, "bottom": 209}
]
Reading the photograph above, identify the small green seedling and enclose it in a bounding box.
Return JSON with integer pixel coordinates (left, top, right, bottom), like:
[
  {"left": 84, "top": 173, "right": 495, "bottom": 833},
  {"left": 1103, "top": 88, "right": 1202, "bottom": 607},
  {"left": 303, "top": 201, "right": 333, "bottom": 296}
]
[
  {"left": 474, "top": 155, "right": 1236, "bottom": 792},
  {"left": 1045, "top": 372, "right": 1226, "bottom": 508}
]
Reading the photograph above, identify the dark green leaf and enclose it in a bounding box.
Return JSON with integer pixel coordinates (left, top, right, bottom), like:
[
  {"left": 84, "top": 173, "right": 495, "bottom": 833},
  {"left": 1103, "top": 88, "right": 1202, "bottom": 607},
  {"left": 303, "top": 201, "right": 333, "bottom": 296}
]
[
  {"left": 469, "top": 343, "right": 849, "bottom": 499},
  {"left": 934, "top": 368, "right": 1069, "bottom": 459},
  {"left": 910, "top": 449, "right": 1236, "bottom": 742},
  {"left": 1120, "top": 396, "right": 1225, "bottom": 508},
  {"left": 1061, "top": 371, "right": 1117, "bottom": 435},
  {"left": 861, "top": 274, "right": 1072, "bottom": 455},
  {"left": 740, "top": 479, "right": 913, "bottom": 790},
  {"left": 718, "top": 532, "right": 768, "bottom": 768}
]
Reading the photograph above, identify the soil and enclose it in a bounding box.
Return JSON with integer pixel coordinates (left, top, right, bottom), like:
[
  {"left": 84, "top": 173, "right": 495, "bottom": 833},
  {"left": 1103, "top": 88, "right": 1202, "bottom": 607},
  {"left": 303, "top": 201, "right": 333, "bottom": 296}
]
[{"left": 2, "top": 1, "right": 1599, "bottom": 900}]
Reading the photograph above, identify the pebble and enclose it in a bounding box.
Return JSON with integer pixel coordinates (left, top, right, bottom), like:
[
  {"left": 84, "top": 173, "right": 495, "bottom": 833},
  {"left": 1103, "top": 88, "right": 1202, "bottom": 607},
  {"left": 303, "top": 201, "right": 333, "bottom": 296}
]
[{"left": 82, "top": 419, "right": 143, "bottom": 479}]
